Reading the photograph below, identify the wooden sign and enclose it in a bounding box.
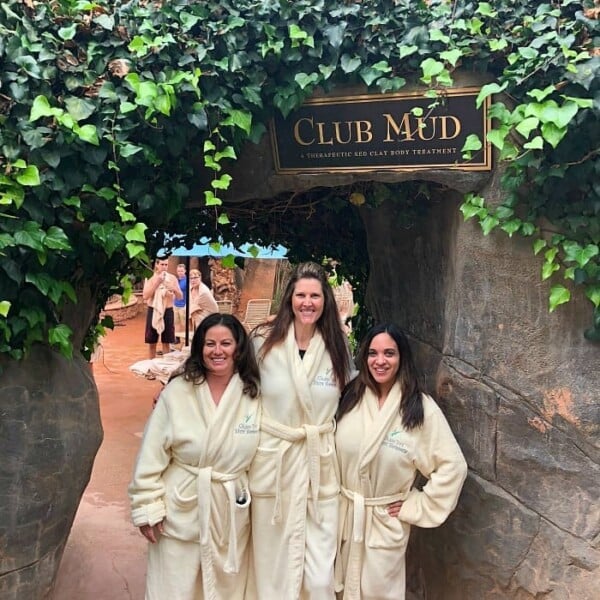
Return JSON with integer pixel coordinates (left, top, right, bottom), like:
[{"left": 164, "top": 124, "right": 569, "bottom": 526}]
[{"left": 270, "top": 87, "right": 491, "bottom": 173}]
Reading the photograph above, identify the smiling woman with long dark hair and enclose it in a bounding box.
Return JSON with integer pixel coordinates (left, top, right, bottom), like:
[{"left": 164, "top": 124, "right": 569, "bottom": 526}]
[
  {"left": 247, "top": 262, "right": 353, "bottom": 600},
  {"left": 335, "top": 323, "right": 467, "bottom": 600},
  {"left": 129, "top": 313, "right": 260, "bottom": 600}
]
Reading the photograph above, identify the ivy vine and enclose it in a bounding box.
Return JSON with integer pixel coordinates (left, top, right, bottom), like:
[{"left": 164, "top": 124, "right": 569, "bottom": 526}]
[{"left": 1, "top": 0, "right": 598, "bottom": 362}]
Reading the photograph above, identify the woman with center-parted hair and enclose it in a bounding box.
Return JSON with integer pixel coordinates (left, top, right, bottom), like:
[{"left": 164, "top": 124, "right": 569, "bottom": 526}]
[
  {"left": 247, "top": 262, "right": 353, "bottom": 600},
  {"left": 128, "top": 313, "right": 261, "bottom": 600},
  {"left": 334, "top": 323, "right": 468, "bottom": 600}
]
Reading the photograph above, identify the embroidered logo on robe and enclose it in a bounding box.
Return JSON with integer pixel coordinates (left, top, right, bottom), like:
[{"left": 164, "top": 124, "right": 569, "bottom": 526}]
[
  {"left": 234, "top": 413, "right": 259, "bottom": 435},
  {"left": 382, "top": 430, "right": 409, "bottom": 454},
  {"left": 312, "top": 367, "right": 337, "bottom": 388}
]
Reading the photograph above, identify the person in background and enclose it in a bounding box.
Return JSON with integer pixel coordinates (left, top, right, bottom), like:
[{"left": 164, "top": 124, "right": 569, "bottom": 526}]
[
  {"left": 173, "top": 263, "right": 187, "bottom": 343},
  {"left": 247, "top": 262, "right": 353, "bottom": 600},
  {"left": 334, "top": 323, "right": 468, "bottom": 600},
  {"left": 129, "top": 313, "right": 261, "bottom": 600},
  {"left": 189, "top": 268, "right": 219, "bottom": 331},
  {"left": 143, "top": 256, "right": 183, "bottom": 359}
]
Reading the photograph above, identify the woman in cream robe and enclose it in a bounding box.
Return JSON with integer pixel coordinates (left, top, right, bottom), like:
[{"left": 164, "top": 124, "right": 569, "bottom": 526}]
[
  {"left": 129, "top": 314, "right": 261, "bottom": 600},
  {"left": 335, "top": 323, "right": 467, "bottom": 600},
  {"left": 248, "top": 262, "right": 353, "bottom": 600}
]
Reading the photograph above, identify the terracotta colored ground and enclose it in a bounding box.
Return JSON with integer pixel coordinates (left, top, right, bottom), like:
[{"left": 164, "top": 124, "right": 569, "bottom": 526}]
[{"left": 53, "top": 312, "right": 163, "bottom": 599}]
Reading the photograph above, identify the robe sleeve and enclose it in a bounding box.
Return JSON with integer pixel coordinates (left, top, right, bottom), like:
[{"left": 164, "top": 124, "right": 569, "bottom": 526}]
[
  {"left": 128, "top": 392, "right": 174, "bottom": 527},
  {"left": 398, "top": 395, "right": 467, "bottom": 528}
]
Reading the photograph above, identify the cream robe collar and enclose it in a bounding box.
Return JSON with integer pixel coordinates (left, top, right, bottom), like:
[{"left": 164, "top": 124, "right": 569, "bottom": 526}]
[
  {"left": 284, "top": 324, "right": 327, "bottom": 421},
  {"left": 358, "top": 382, "right": 403, "bottom": 487}
]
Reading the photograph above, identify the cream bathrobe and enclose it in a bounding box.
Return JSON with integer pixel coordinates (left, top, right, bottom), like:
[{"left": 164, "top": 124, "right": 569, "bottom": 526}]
[
  {"left": 128, "top": 374, "right": 260, "bottom": 600},
  {"left": 335, "top": 385, "right": 467, "bottom": 600},
  {"left": 248, "top": 327, "right": 342, "bottom": 600}
]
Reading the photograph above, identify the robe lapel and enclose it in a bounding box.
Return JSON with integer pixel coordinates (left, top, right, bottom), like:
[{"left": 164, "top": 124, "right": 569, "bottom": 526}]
[
  {"left": 357, "top": 383, "right": 403, "bottom": 491},
  {"left": 195, "top": 374, "right": 245, "bottom": 467},
  {"left": 284, "top": 326, "right": 327, "bottom": 422}
]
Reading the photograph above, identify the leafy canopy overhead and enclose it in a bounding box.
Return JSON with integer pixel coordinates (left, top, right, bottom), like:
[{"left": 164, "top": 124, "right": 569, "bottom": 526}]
[{"left": 0, "top": 0, "right": 598, "bottom": 360}]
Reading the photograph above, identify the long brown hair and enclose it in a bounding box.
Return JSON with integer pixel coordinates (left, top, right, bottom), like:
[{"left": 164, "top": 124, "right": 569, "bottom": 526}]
[
  {"left": 174, "top": 313, "right": 260, "bottom": 398},
  {"left": 336, "top": 323, "right": 424, "bottom": 430},
  {"left": 257, "top": 262, "right": 351, "bottom": 388}
]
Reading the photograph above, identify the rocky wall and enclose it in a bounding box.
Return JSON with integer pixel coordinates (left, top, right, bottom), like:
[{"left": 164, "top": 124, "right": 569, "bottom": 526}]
[
  {"left": 361, "top": 181, "right": 599, "bottom": 598},
  {"left": 0, "top": 348, "right": 103, "bottom": 599}
]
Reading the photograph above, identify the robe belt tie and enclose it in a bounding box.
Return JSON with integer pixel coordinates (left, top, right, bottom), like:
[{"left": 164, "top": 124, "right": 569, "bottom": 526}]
[
  {"left": 171, "top": 460, "right": 245, "bottom": 600},
  {"left": 338, "top": 486, "right": 407, "bottom": 600},
  {"left": 340, "top": 486, "right": 406, "bottom": 544},
  {"left": 260, "top": 416, "right": 334, "bottom": 524}
]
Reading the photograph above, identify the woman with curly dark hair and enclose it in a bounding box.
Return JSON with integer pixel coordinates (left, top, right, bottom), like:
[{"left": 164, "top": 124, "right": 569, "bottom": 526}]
[
  {"left": 247, "top": 262, "right": 353, "bottom": 600},
  {"left": 129, "top": 313, "right": 261, "bottom": 600},
  {"left": 335, "top": 323, "right": 467, "bottom": 600}
]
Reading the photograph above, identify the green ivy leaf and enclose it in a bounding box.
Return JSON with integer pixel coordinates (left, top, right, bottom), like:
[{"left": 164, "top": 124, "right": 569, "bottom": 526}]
[
  {"left": 462, "top": 134, "right": 482, "bottom": 152},
  {"left": 30, "top": 95, "right": 61, "bottom": 121},
  {"left": 340, "top": 54, "right": 361, "bottom": 73},
  {"left": 486, "top": 127, "right": 508, "bottom": 150},
  {"left": 222, "top": 110, "right": 252, "bottom": 135},
  {"left": 217, "top": 213, "right": 230, "bottom": 225},
  {"left": 120, "top": 143, "right": 143, "bottom": 158},
  {"left": 430, "top": 30, "right": 450, "bottom": 44},
  {"left": 476, "top": 2, "right": 497, "bottom": 17},
  {"left": 440, "top": 49, "right": 462, "bottom": 67},
  {"left": 64, "top": 97, "right": 96, "bottom": 121},
  {"left": 398, "top": 45, "right": 418, "bottom": 59},
  {"left": 15, "top": 226, "right": 45, "bottom": 251},
  {"left": 58, "top": 24, "right": 77, "bottom": 41},
  {"left": 126, "top": 242, "right": 145, "bottom": 258},
  {"left": 295, "top": 72, "right": 319, "bottom": 89},
  {"left": 500, "top": 219, "right": 522, "bottom": 237},
  {"left": 540, "top": 122, "right": 566, "bottom": 148},
  {"left": 549, "top": 285, "right": 570, "bottom": 312},
  {"left": 523, "top": 136, "right": 544, "bottom": 150},
  {"left": 542, "top": 261, "right": 560, "bottom": 281},
  {"left": 211, "top": 174, "right": 232, "bottom": 190},
  {"left": 527, "top": 85, "right": 556, "bottom": 102},
  {"left": 480, "top": 215, "right": 500, "bottom": 235},
  {"left": 215, "top": 147, "right": 237, "bottom": 161},
  {"left": 420, "top": 58, "right": 444, "bottom": 84},
  {"left": 204, "top": 190, "right": 222, "bottom": 206},
  {"left": 44, "top": 226, "right": 71, "bottom": 250},
  {"left": 221, "top": 254, "right": 236, "bottom": 268},
  {"left": 125, "top": 223, "right": 148, "bottom": 243},
  {"left": 515, "top": 117, "right": 538, "bottom": 139},
  {"left": 0, "top": 301, "right": 10, "bottom": 317},
  {"left": 74, "top": 124, "right": 99, "bottom": 145},
  {"left": 586, "top": 285, "right": 600, "bottom": 308},
  {"left": 16, "top": 165, "right": 40, "bottom": 186},
  {"left": 475, "top": 82, "right": 507, "bottom": 108},
  {"left": 533, "top": 239, "right": 547, "bottom": 255},
  {"left": 48, "top": 324, "right": 73, "bottom": 358}
]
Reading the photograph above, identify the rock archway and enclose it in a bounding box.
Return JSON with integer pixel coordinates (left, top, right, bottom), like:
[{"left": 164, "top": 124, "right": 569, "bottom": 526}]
[{"left": 218, "top": 94, "right": 599, "bottom": 597}]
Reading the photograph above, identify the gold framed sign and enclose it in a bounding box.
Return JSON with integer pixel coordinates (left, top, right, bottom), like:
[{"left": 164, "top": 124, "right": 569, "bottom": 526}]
[{"left": 270, "top": 87, "right": 491, "bottom": 173}]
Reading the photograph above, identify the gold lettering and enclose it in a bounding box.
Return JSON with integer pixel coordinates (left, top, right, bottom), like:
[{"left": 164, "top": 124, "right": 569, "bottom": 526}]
[
  {"left": 440, "top": 116, "right": 461, "bottom": 139},
  {"left": 293, "top": 117, "right": 315, "bottom": 146},
  {"left": 333, "top": 122, "right": 353, "bottom": 144},
  {"left": 382, "top": 113, "right": 415, "bottom": 142},
  {"left": 317, "top": 122, "right": 334, "bottom": 145},
  {"left": 416, "top": 116, "right": 437, "bottom": 141},
  {"left": 354, "top": 120, "right": 373, "bottom": 143}
]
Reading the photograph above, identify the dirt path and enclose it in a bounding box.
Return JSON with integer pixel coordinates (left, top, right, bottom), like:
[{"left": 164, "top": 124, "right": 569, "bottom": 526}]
[{"left": 54, "top": 312, "right": 163, "bottom": 599}]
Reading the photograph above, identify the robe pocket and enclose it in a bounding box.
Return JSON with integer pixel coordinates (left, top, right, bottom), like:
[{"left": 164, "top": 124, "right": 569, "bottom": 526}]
[
  {"left": 169, "top": 473, "right": 198, "bottom": 510},
  {"left": 367, "top": 507, "right": 411, "bottom": 549},
  {"left": 248, "top": 446, "right": 279, "bottom": 495},
  {"left": 318, "top": 444, "right": 339, "bottom": 498}
]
